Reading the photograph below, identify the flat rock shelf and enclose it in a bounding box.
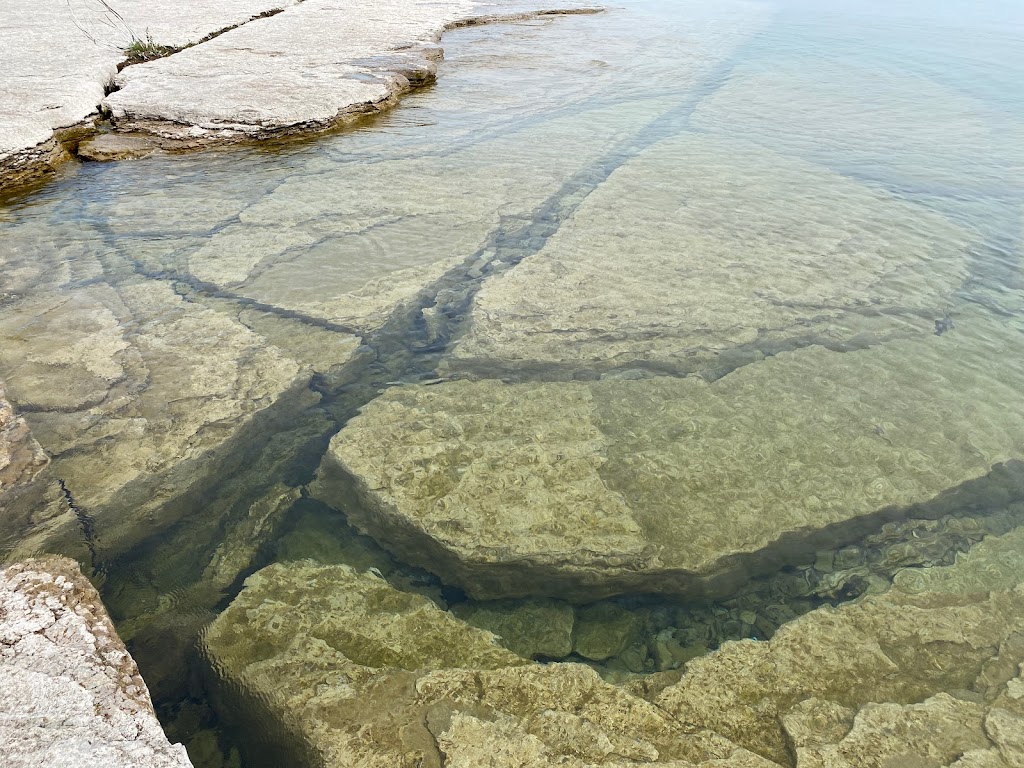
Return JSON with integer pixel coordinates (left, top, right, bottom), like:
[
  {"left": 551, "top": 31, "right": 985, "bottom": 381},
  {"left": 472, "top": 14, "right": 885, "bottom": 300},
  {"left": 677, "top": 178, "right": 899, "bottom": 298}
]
[{"left": 314, "top": 310, "right": 1024, "bottom": 600}]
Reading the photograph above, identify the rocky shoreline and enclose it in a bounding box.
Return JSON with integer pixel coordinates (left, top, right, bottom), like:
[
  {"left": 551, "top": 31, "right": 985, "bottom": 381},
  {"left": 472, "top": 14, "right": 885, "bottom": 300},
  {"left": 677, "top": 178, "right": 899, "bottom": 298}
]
[{"left": 0, "top": 0, "right": 600, "bottom": 194}]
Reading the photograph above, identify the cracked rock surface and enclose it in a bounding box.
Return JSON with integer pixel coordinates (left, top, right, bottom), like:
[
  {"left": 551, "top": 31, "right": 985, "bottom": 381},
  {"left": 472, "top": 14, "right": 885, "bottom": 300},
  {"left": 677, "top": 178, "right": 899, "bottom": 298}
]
[
  {"left": 0, "top": 381, "right": 48, "bottom": 501},
  {"left": 447, "top": 132, "right": 970, "bottom": 379},
  {"left": 0, "top": 0, "right": 295, "bottom": 191},
  {"left": 0, "top": 556, "right": 193, "bottom": 768},
  {"left": 102, "top": 0, "right": 602, "bottom": 142}
]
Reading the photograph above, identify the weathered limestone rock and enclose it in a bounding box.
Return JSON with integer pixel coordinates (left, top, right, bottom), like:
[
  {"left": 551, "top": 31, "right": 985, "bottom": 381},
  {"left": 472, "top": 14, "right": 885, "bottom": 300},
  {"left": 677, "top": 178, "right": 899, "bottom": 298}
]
[
  {"left": 0, "top": 556, "right": 193, "bottom": 768},
  {"left": 448, "top": 133, "right": 970, "bottom": 379},
  {"left": 572, "top": 603, "right": 641, "bottom": 661},
  {"left": 794, "top": 694, "right": 1014, "bottom": 768},
  {"left": 655, "top": 525, "right": 1024, "bottom": 765},
  {"left": 202, "top": 560, "right": 779, "bottom": 766},
  {"left": 314, "top": 309, "right": 1024, "bottom": 600},
  {"left": 103, "top": 0, "right": 601, "bottom": 142},
  {"left": 0, "top": 0, "right": 295, "bottom": 190},
  {"left": 0, "top": 381, "right": 48, "bottom": 500}
]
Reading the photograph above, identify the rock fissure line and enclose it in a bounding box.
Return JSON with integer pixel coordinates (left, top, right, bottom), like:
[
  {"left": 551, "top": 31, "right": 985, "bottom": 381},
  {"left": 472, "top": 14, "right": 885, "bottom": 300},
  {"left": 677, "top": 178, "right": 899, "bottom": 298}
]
[{"left": 58, "top": 478, "right": 99, "bottom": 572}]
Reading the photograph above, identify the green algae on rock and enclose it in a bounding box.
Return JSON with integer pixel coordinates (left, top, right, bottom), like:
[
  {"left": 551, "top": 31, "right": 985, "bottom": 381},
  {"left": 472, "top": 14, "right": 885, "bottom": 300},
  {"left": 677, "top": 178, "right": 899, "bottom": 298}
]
[
  {"left": 202, "top": 559, "right": 781, "bottom": 767},
  {"left": 314, "top": 310, "right": 1024, "bottom": 601}
]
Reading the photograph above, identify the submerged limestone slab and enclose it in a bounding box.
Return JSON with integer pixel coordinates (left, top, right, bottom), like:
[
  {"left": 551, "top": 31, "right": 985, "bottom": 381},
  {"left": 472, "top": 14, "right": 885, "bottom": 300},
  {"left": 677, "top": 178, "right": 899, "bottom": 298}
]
[
  {"left": 179, "top": 95, "right": 680, "bottom": 333},
  {"left": 655, "top": 524, "right": 1024, "bottom": 765},
  {"left": 315, "top": 310, "right": 1024, "bottom": 600},
  {"left": 0, "top": 556, "right": 193, "bottom": 768},
  {"left": 448, "top": 133, "right": 970, "bottom": 378},
  {"left": 0, "top": 277, "right": 313, "bottom": 560},
  {"left": 202, "top": 560, "right": 777, "bottom": 766}
]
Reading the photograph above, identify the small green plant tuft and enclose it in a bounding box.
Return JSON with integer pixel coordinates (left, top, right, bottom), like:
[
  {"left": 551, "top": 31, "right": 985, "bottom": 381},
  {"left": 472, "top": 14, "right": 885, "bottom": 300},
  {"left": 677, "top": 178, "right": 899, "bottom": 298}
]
[{"left": 124, "top": 31, "right": 176, "bottom": 64}]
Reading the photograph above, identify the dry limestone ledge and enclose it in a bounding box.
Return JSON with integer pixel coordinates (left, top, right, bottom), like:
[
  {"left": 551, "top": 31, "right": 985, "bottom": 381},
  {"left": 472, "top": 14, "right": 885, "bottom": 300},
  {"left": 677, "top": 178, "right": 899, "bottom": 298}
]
[
  {"left": 655, "top": 523, "right": 1024, "bottom": 766},
  {"left": 101, "top": 0, "right": 603, "bottom": 145},
  {"left": 0, "top": 0, "right": 297, "bottom": 191},
  {"left": 0, "top": 556, "right": 193, "bottom": 768},
  {"left": 447, "top": 132, "right": 971, "bottom": 380},
  {"left": 201, "top": 560, "right": 780, "bottom": 767},
  {"left": 313, "top": 309, "right": 1024, "bottom": 600}
]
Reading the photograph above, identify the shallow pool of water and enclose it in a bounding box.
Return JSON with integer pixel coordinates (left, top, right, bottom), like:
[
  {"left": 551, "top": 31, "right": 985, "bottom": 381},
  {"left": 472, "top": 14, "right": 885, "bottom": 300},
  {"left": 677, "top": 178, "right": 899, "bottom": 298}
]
[{"left": 1, "top": 0, "right": 1022, "bottom": 765}]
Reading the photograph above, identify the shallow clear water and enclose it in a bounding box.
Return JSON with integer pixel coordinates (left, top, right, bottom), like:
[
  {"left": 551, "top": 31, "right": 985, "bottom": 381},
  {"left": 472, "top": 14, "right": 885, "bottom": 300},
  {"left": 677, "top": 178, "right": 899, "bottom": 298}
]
[{"left": 1, "top": 0, "right": 1023, "bottom": 765}]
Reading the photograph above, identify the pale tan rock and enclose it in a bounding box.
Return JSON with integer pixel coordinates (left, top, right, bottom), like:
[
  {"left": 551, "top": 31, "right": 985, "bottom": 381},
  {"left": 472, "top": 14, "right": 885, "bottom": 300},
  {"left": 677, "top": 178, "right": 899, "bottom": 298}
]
[
  {"left": 779, "top": 698, "right": 855, "bottom": 752},
  {"left": 184, "top": 96, "right": 681, "bottom": 333},
  {"left": 203, "top": 560, "right": 777, "bottom": 767},
  {"left": 796, "top": 695, "right": 1000, "bottom": 768},
  {"left": 314, "top": 311, "right": 1024, "bottom": 599},
  {"left": 655, "top": 525, "right": 1024, "bottom": 764},
  {"left": 0, "top": 381, "right": 48, "bottom": 499},
  {"left": 0, "top": 0, "right": 295, "bottom": 189},
  {"left": 103, "top": 0, "right": 601, "bottom": 141},
  {"left": 0, "top": 556, "right": 193, "bottom": 768},
  {"left": 448, "top": 133, "right": 969, "bottom": 378}
]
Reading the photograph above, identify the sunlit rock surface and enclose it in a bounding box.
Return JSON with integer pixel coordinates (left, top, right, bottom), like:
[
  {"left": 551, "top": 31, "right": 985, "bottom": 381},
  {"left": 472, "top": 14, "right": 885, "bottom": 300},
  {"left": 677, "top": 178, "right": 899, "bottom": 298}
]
[
  {"left": 0, "top": 0, "right": 295, "bottom": 189},
  {"left": 448, "top": 133, "right": 970, "bottom": 379},
  {"left": 102, "top": 0, "right": 601, "bottom": 142},
  {"left": 315, "top": 311, "right": 1024, "bottom": 600},
  {"left": 0, "top": 556, "right": 193, "bottom": 768},
  {"left": 202, "top": 560, "right": 779, "bottom": 766},
  {"left": 656, "top": 525, "right": 1024, "bottom": 766}
]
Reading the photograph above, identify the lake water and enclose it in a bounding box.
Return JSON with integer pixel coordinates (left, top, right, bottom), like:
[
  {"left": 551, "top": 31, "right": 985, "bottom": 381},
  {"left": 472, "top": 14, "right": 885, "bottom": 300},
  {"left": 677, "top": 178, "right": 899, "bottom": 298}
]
[{"left": 1, "top": 0, "right": 1022, "bottom": 765}]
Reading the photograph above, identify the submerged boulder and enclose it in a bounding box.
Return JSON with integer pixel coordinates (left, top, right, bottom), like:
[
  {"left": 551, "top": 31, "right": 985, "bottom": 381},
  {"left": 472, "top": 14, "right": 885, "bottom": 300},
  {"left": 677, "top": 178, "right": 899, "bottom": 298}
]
[
  {"left": 314, "top": 310, "right": 1024, "bottom": 600},
  {"left": 656, "top": 525, "right": 1024, "bottom": 765},
  {"left": 0, "top": 556, "right": 193, "bottom": 768},
  {"left": 202, "top": 560, "right": 775, "bottom": 767}
]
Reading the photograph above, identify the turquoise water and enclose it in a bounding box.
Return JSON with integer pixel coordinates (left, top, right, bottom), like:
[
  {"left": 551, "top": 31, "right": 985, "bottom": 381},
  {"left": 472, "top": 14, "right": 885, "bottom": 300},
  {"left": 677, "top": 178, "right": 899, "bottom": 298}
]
[{"left": 1, "top": 0, "right": 1022, "bottom": 765}]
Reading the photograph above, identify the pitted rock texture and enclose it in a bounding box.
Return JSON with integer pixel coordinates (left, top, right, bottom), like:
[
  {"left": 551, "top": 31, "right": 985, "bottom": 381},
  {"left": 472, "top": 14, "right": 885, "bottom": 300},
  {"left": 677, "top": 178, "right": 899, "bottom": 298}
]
[
  {"left": 0, "top": 0, "right": 295, "bottom": 190},
  {"left": 448, "top": 133, "right": 970, "bottom": 379},
  {"left": 0, "top": 381, "right": 48, "bottom": 499},
  {"left": 103, "top": 0, "right": 601, "bottom": 141},
  {"left": 314, "top": 310, "right": 1024, "bottom": 600},
  {"left": 202, "top": 560, "right": 779, "bottom": 767},
  {"left": 655, "top": 525, "right": 1024, "bottom": 766},
  {"left": 0, "top": 556, "right": 193, "bottom": 768}
]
